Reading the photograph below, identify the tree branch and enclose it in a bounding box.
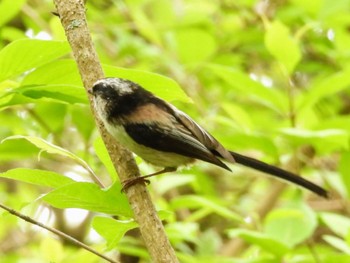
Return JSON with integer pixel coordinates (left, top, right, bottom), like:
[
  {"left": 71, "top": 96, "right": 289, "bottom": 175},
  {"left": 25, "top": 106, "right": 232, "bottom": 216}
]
[{"left": 52, "top": 0, "right": 178, "bottom": 262}]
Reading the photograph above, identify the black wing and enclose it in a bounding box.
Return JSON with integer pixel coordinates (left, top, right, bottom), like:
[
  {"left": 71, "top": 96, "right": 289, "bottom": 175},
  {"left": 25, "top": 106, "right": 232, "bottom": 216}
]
[
  {"left": 124, "top": 123, "right": 231, "bottom": 171},
  {"left": 167, "top": 104, "right": 235, "bottom": 163}
]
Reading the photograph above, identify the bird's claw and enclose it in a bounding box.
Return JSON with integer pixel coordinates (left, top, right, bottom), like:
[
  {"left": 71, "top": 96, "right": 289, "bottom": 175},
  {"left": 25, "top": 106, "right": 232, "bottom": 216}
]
[{"left": 121, "top": 177, "right": 150, "bottom": 192}]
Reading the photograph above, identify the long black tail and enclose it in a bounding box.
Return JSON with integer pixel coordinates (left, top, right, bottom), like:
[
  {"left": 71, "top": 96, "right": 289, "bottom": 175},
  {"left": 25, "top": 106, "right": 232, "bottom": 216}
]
[{"left": 229, "top": 151, "right": 328, "bottom": 198}]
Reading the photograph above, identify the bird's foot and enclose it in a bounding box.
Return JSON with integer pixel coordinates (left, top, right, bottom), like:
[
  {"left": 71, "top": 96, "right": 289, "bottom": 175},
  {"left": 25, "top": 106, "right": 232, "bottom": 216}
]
[
  {"left": 121, "top": 176, "right": 150, "bottom": 192},
  {"left": 121, "top": 167, "right": 177, "bottom": 192}
]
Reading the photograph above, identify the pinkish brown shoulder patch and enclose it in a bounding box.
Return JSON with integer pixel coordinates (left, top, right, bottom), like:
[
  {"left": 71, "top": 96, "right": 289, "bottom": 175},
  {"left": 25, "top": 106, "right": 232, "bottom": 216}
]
[{"left": 127, "top": 104, "right": 175, "bottom": 125}]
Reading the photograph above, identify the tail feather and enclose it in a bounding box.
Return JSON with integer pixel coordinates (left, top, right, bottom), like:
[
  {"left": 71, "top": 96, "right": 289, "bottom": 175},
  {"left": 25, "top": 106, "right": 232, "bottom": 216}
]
[{"left": 229, "top": 151, "right": 328, "bottom": 198}]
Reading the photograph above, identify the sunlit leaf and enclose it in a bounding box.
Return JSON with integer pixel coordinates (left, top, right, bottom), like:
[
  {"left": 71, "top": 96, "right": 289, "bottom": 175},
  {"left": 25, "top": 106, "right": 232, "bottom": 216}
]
[
  {"left": 92, "top": 217, "right": 138, "bottom": 250},
  {"left": 21, "top": 59, "right": 82, "bottom": 86},
  {"left": 171, "top": 195, "right": 242, "bottom": 222},
  {"left": 280, "top": 128, "right": 349, "bottom": 153},
  {"left": 0, "top": 0, "right": 26, "bottom": 27},
  {"left": 227, "top": 229, "right": 290, "bottom": 257},
  {"left": 319, "top": 0, "right": 350, "bottom": 19},
  {"left": 93, "top": 137, "right": 118, "bottom": 180},
  {"left": 129, "top": 8, "right": 162, "bottom": 46},
  {"left": 297, "top": 68, "right": 350, "bottom": 113},
  {"left": 42, "top": 182, "right": 132, "bottom": 216},
  {"left": 34, "top": 103, "right": 67, "bottom": 133},
  {"left": 0, "top": 92, "right": 35, "bottom": 109},
  {"left": 221, "top": 102, "right": 254, "bottom": 130},
  {"left": 264, "top": 204, "right": 317, "bottom": 248},
  {"left": 0, "top": 168, "right": 75, "bottom": 188},
  {"left": 320, "top": 212, "right": 350, "bottom": 238},
  {"left": 1, "top": 136, "right": 95, "bottom": 179},
  {"left": 314, "top": 116, "right": 350, "bottom": 132},
  {"left": 207, "top": 64, "right": 287, "bottom": 113},
  {"left": 0, "top": 39, "right": 71, "bottom": 81},
  {"left": 40, "top": 237, "right": 64, "bottom": 262},
  {"left": 323, "top": 235, "right": 350, "bottom": 255},
  {"left": 1, "top": 26, "right": 26, "bottom": 42},
  {"left": 173, "top": 28, "right": 217, "bottom": 64},
  {"left": 3, "top": 135, "right": 77, "bottom": 159},
  {"left": 165, "top": 222, "right": 199, "bottom": 244},
  {"left": 0, "top": 138, "right": 38, "bottom": 160},
  {"left": 71, "top": 106, "right": 95, "bottom": 141},
  {"left": 265, "top": 20, "right": 301, "bottom": 74},
  {"left": 290, "top": 0, "right": 322, "bottom": 16},
  {"left": 154, "top": 174, "right": 195, "bottom": 195}
]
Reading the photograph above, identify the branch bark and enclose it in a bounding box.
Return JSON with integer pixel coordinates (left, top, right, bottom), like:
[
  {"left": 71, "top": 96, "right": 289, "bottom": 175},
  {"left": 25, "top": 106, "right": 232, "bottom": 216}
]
[{"left": 52, "top": 0, "right": 178, "bottom": 262}]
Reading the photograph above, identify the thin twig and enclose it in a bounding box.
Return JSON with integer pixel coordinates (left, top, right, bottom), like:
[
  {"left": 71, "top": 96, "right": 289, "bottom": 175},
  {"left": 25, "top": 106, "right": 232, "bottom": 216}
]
[{"left": 0, "top": 203, "right": 119, "bottom": 263}]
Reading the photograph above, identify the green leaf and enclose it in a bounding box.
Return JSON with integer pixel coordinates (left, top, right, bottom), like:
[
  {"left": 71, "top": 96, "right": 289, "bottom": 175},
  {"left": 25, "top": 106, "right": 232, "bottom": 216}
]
[
  {"left": 323, "top": 235, "right": 350, "bottom": 255},
  {"left": 1, "top": 136, "right": 95, "bottom": 178},
  {"left": 339, "top": 152, "right": 350, "bottom": 198},
  {"left": 0, "top": 39, "right": 71, "bottom": 81},
  {"left": 221, "top": 102, "right": 254, "bottom": 130},
  {"left": 297, "top": 68, "right": 350, "bottom": 113},
  {"left": 39, "top": 237, "right": 64, "bottom": 262},
  {"left": 1, "top": 26, "right": 27, "bottom": 42},
  {"left": 195, "top": 229, "right": 221, "bottom": 257},
  {"left": 42, "top": 182, "right": 132, "bottom": 216},
  {"left": 93, "top": 137, "right": 118, "bottom": 180},
  {"left": 103, "top": 65, "right": 191, "bottom": 103},
  {"left": 319, "top": 0, "right": 350, "bottom": 20},
  {"left": 290, "top": 0, "right": 322, "bottom": 16},
  {"left": 264, "top": 204, "right": 317, "bottom": 248},
  {"left": 173, "top": 28, "right": 217, "bottom": 64},
  {"left": 2, "top": 135, "right": 78, "bottom": 159},
  {"left": 227, "top": 229, "right": 290, "bottom": 257},
  {"left": 280, "top": 128, "right": 349, "bottom": 153},
  {"left": 154, "top": 174, "right": 195, "bottom": 195},
  {"left": 10, "top": 84, "right": 88, "bottom": 104},
  {"left": 207, "top": 64, "right": 287, "bottom": 113},
  {"left": 0, "top": 168, "right": 75, "bottom": 188},
  {"left": 34, "top": 103, "right": 67, "bottom": 133},
  {"left": 0, "top": 139, "right": 38, "bottom": 161},
  {"left": 165, "top": 222, "right": 199, "bottom": 244},
  {"left": 71, "top": 106, "right": 95, "bottom": 141},
  {"left": 129, "top": 8, "right": 162, "bottom": 45},
  {"left": 0, "top": 0, "right": 26, "bottom": 27},
  {"left": 0, "top": 92, "right": 35, "bottom": 109},
  {"left": 264, "top": 20, "right": 301, "bottom": 74},
  {"left": 314, "top": 116, "right": 350, "bottom": 133},
  {"left": 148, "top": 0, "right": 175, "bottom": 28},
  {"left": 21, "top": 59, "right": 82, "bottom": 86},
  {"left": 171, "top": 195, "right": 242, "bottom": 222},
  {"left": 320, "top": 212, "right": 350, "bottom": 238},
  {"left": 92, "top": 217, "right": 138, "bottom": 250}
]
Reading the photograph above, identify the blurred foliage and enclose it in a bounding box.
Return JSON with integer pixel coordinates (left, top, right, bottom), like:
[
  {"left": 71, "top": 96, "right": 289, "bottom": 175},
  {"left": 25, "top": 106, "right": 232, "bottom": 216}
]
[{"left": 0, "top": 0, "right": 350, "bottom": 262}]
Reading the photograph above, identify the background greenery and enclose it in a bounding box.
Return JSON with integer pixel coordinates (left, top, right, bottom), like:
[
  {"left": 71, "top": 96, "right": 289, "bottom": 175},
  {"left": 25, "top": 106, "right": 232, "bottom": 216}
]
[{"left": 1, "top": 0, "right": 350, "bottom": 262}]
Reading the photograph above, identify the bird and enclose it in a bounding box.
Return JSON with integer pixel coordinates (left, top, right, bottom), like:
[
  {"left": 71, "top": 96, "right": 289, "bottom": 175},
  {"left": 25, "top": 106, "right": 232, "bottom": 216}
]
[{"left": 88, "top": 77, "right": 328, "bottom": 198}]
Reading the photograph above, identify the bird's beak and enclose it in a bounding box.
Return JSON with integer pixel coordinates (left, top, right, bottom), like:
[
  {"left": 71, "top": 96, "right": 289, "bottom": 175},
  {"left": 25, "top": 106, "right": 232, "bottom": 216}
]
[{"left": 87, "top": 88, "right": 93, "bottom": 95}]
